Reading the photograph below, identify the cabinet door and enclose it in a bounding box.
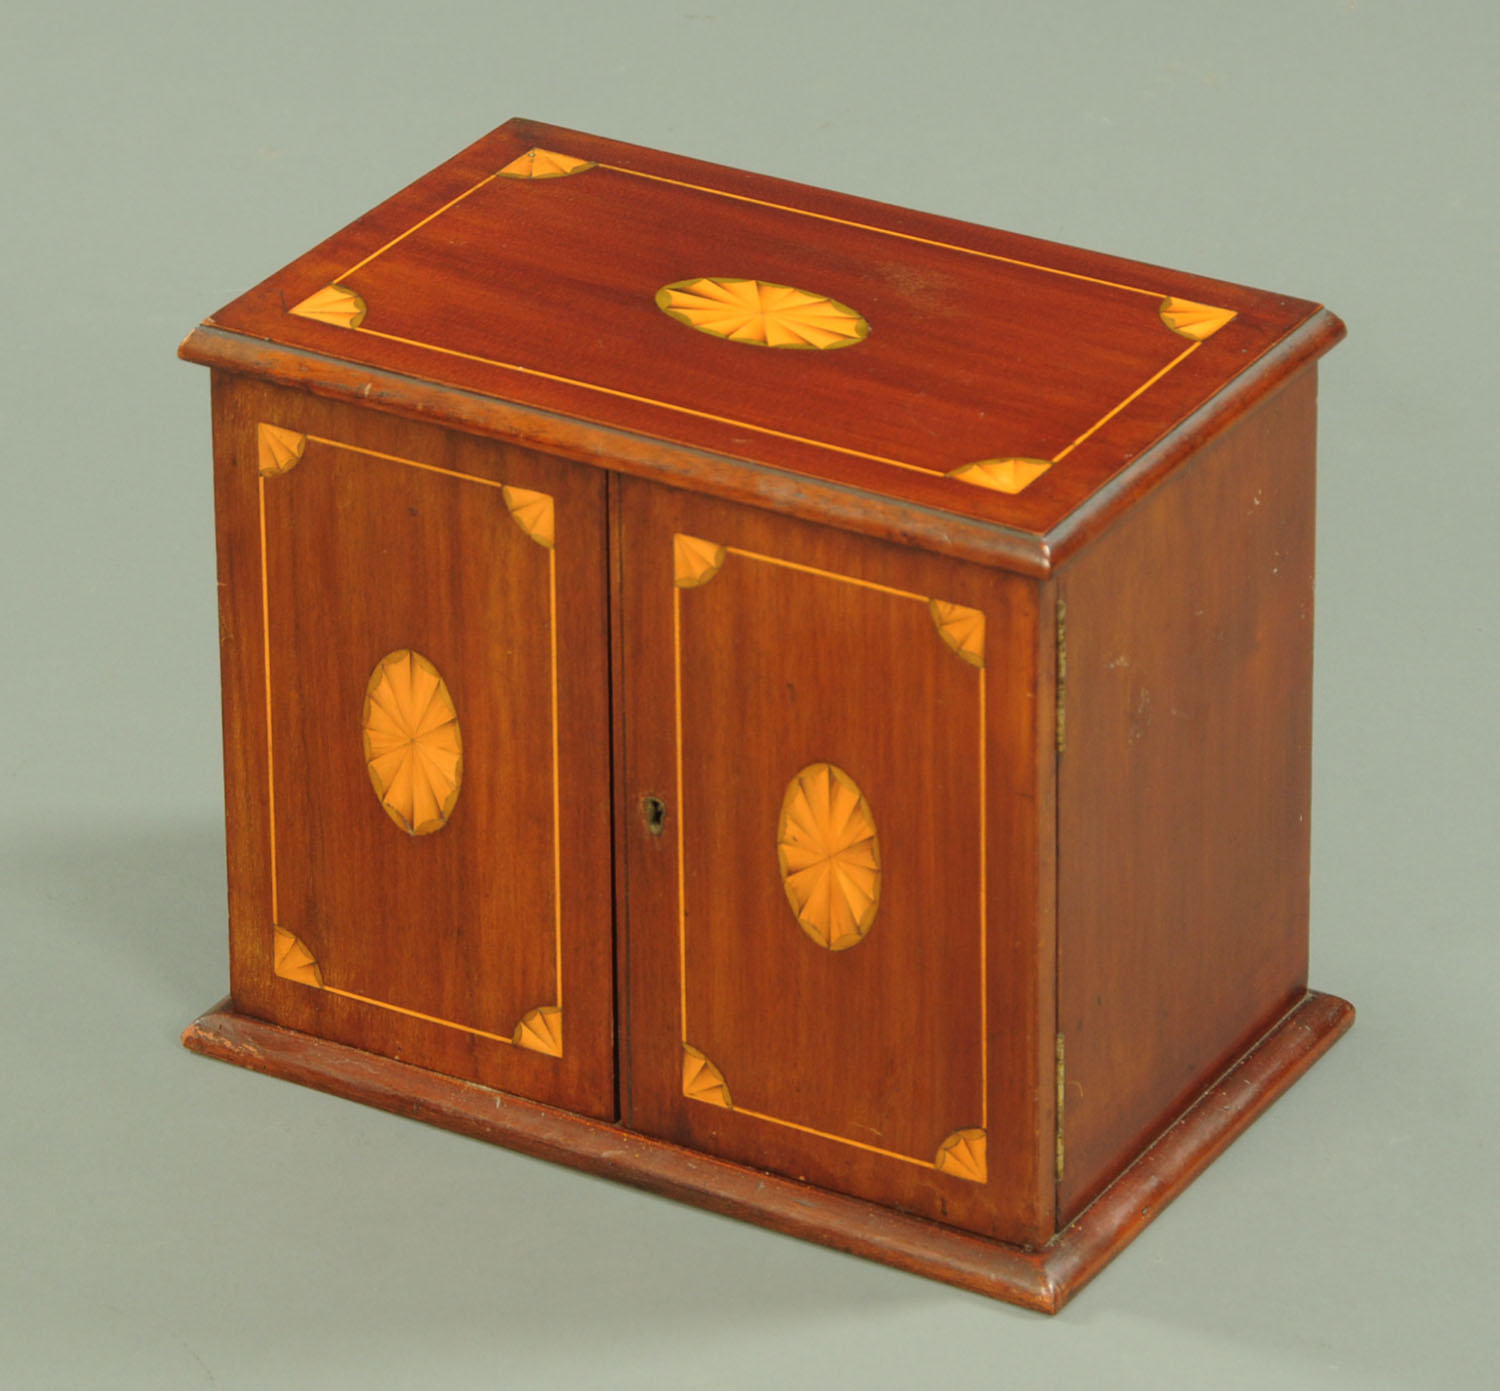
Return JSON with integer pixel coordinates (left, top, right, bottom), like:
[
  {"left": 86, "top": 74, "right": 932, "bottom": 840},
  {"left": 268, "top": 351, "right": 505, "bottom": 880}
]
[
  {"left": 214, "top": 377, "right": 615, "bottom": 1119},
  {"left": 617, "top": 479, "right": 1051, "bottom": 1243}
]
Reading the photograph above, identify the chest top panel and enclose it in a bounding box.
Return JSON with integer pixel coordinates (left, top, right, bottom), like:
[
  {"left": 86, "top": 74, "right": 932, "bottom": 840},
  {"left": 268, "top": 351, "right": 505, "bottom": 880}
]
[{"left": 194, "top": 118, "right": 1338, "bottom": 544}]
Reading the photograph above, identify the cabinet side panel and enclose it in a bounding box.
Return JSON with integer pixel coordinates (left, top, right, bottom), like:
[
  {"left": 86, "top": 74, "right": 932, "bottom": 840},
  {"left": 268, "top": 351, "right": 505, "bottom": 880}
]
[{"left": 1056, "top": 369, "right": 1318, "bottom": 1221}]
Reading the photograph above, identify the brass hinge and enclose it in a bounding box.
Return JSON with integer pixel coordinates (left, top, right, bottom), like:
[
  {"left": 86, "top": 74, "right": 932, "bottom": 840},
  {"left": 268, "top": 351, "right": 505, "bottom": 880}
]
[
  {"left": 1055, "top": 1032, "right": 1066, "bottom": 1180},
  {"left": 1055, "top": 597, "right": 1067, "bottom": 755}
]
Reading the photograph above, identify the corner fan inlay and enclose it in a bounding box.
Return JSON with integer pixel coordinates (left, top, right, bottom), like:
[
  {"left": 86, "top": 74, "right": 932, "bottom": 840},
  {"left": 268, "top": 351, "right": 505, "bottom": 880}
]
[
  {"left": 497, "top": 147, "right": 596, "bottom": 180},
  {"left": 361, "top": 650, "right": 463, "bottom": 835},
  {"left": 289, "top": 284, "right": 367, "bottom": 328},
  {"left": 656, "top": 278, "right": 870, "bottom": 350},
  {"left": 777, "top": 763, "right": 882, "bottom": 951}
]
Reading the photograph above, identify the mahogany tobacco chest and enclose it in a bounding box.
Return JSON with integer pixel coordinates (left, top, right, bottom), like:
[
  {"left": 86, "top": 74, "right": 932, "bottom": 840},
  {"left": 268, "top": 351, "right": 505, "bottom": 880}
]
[{"left": 180, "top": 118, "right": 1353, "bottom": 1311}]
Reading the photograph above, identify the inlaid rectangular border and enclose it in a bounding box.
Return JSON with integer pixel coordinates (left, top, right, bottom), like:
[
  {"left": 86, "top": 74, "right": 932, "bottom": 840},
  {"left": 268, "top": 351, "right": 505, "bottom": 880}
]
[
  {"left": 671, "top": 541, "right": 988, "bottom": 1170},
  {"left": 304, "top": 157, "right": 1213, "bottom": 483},
  {"left": 258, "top": 432, "right": 563, "bottom": 1046}
]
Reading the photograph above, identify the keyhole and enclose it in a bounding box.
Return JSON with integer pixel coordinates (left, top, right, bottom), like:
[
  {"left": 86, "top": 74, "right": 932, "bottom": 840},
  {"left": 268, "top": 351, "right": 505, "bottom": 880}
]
[{"left": 641, "top": 795, "right": 667, "bottom": 836}]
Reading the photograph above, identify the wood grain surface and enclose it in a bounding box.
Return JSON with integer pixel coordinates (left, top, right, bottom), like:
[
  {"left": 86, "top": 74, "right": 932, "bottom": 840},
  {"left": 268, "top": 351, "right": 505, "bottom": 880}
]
[
  {"left": 1056, "top": 368, "right": 1320, "bottom": 1218},
  {"left": 614, "top": 478, "right": 1055, "bottom": 1245},
  {"left": 182, "top": 117, "right": 1343, "bottom": 547},
  {"left": 183, "top": 118, "right": 1350, "bottom": 1306},
  {"left": 211, "top": 373, "right": 617, "bottom": 1118},
  {"left": 182, "top": 989, "right": 1353, "bottom": 1314}
]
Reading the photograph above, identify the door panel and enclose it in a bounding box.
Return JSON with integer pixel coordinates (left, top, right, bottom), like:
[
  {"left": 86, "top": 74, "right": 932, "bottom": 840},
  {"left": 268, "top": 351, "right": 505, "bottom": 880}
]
[
  {"left": 215, "top": 377, "right": 615, "bottom": 1119},
  {"left": 618, "top": 478, "right": 1049, "bottom": 1242}
]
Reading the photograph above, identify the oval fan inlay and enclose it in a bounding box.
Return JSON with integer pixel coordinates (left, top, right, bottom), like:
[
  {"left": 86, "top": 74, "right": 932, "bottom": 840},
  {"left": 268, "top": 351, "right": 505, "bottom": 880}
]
[
  {"left": 776, "top": 763, "right": 882, "bottom": 951},
  {"left": 655, "top": 278, "right": 870, "bottom": 350},
  {"left": 361, "top": 649, "right": 463, "bottom": 835}
]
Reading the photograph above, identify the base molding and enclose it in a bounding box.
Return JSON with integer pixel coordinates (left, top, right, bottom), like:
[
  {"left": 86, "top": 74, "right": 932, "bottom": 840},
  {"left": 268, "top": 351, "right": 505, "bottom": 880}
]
[{"left": 183, "top": 988, "right": 1352, "bottom": 1313}]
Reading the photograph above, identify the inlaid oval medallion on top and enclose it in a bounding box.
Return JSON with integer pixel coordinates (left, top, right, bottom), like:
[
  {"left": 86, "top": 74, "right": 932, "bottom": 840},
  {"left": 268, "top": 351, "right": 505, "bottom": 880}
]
[
  {"left": 655, "top": 278, "right": 870, "bottom": 350},
  {"left": 361, "top": 649, "right": 463, "bottom": 835},
  {"left": 776, "top": 763, "right": 882, "bottom": 951}
]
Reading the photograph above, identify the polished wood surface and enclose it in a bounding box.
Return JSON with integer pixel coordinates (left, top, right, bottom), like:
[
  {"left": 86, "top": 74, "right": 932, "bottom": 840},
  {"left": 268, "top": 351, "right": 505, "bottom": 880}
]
[
  {"left": 183, "top": 117, "right": 1340, "bottom": 543},
  {"left": 183, "top": 989, "right": 1353, "bottom": 1314},
  {"left": 1056, "top": 369, "right": 1320, "bottom": 1218},
  {"left": 183, "top": 119, "right": 1351, "bottom": 1309},
  {"left": 181, "top": 306, "right": 1342, "bottom": 578},
  {"left": 615, "top": 478, "right": 1055, "bottom": 1245},
  {"left": 210, "top": 373, "right": 616, "bottom": 1117}
]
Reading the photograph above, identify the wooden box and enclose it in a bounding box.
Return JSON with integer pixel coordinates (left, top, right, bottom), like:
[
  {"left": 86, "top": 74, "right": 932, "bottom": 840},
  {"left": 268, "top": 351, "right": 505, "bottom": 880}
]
[{"left": 180, "top": 119, "right": 1353, "bottom": 1311}]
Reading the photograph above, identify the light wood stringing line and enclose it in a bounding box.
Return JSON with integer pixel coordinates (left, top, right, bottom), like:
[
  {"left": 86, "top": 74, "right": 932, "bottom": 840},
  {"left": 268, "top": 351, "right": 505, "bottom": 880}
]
[
  {"left": 599, "top": 163, "right": 1167, "bottom": 300},
  {"left": 674, "top": 583, "right": 688, "bottom": 1043},
  {"left": 722, "top": 545, "right": 928, "bottom": 603},
  {"left": 321, "top": 982, "right": 519, "bottom": 1046},
  {"left": 549, "top": 546, "right": 562, "bottom": 1007},
  {"left": 978, "top": 663, "right": 988, "bottom": 1131},
  {"left": 336, "top": 172, "right": 503, "bottom": 284},
  {"left": 731, "top": 1104, "right": 945, "bottom": 1172},
  {"left": 303, "top": 434, "right": 509, "bottom": 489},
  {"left": 349, "top": 324, "right": 942, "bottom": 476},
  {"left": 258, "top": 474, "right": 279, "bottom": 925},
  {"left": 1051, "top": 341, "right": 1201, "bottom": 463}
]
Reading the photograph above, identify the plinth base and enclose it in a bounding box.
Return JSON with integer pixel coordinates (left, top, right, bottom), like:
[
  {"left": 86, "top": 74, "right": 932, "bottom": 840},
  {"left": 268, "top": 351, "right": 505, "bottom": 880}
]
[{"left": 183, "top": 988, "right": 1352, "bottom": 1313}]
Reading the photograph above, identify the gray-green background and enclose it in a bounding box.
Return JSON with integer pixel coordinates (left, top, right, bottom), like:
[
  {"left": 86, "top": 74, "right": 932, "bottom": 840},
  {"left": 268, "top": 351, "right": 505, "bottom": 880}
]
[{"left": 3, "top": 2, "right": 1494, "bottom": 1385}]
